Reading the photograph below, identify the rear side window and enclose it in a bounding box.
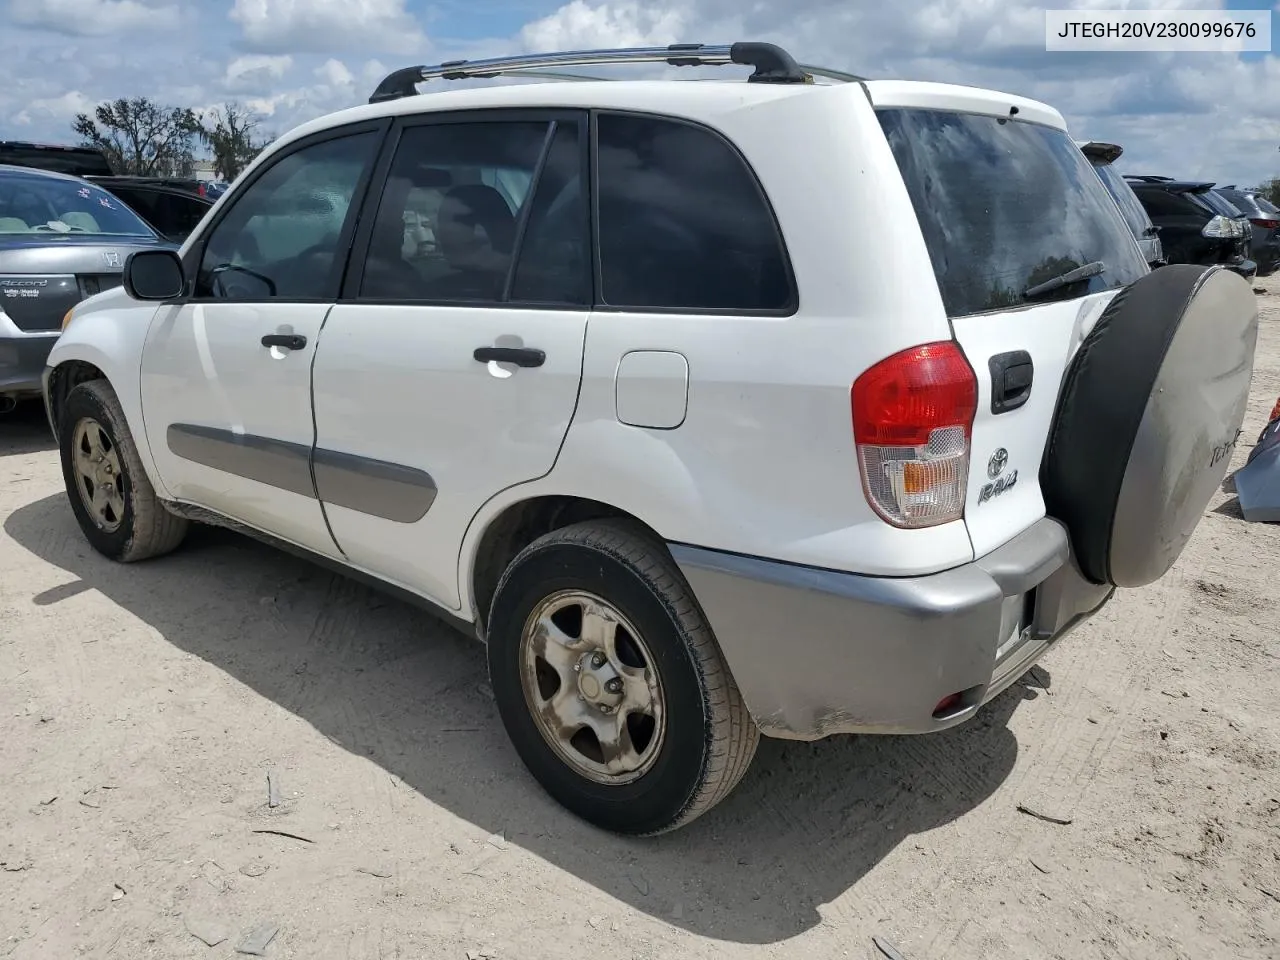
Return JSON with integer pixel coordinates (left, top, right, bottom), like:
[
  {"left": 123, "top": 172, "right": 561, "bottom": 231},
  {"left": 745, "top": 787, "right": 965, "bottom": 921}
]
[
  {"left": 1219, "top": 189, "right": 1261, "bottom": 218},
  {"left": 877, "top": 109, "right": 1147, "bottom": 317},
  {"left": 1132, "top": 186, "right": 1206, "bottom": 219},
  {"left": 595, "top": 113, "right": 793, "bottom": 312},
  {"left": 1091, "top": 162, "right": 1151, "bottom": 239}
]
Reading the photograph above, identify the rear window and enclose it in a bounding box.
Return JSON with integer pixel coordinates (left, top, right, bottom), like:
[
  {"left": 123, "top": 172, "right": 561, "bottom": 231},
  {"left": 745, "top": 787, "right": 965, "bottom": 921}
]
[
  {"left": 0, "top": 173, "right": 156, "bottom": 237},
  {"left": 1090, "top": 160, "right": 1152, "bottom": 240},
  {"left": 1218, "top": 189, "right": 1262, "bottom": 218},
  {"left": 877, "top": 108, "right": 1147, "bottom": 317},
  {"left": 1202, "top": 190, "right": 1243, "bottom": 219}
]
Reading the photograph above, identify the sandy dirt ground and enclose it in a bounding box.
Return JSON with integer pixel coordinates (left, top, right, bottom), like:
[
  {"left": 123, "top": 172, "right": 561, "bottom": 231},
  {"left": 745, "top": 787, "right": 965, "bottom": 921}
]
[{"left": 2, "top": 286, "right": 1279, "bottom": 960}]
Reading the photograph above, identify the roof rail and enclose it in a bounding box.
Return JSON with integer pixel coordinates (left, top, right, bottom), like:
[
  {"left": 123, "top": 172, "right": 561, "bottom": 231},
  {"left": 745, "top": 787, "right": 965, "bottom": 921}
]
[{"left": 368, "top": 42, "right": 829, "bottom": 103}]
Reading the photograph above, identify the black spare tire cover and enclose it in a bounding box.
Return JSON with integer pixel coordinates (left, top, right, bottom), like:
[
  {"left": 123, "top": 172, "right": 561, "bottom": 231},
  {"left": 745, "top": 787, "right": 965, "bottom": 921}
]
[{"left": 1041, "top": 264, "right": 1259, "bottom": 588}]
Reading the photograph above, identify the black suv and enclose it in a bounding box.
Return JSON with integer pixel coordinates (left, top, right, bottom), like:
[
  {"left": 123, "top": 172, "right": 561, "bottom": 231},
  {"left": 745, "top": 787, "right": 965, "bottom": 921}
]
[
  {"left": 0, "top": 141, "right": 114, "bottom": 177},
  {"left": 85, "top": 176, "right": 214, "bottom": 243},
  {"left": 1124, "top": 175, "right": 1256, "bottom": 279}
]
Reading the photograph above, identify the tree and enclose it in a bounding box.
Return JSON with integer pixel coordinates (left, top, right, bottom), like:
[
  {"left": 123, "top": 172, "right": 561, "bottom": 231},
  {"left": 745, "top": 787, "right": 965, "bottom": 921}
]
[
  {"left": 72, "top": 97, "right": 202, "bottom": 177},
  {"left": 199, "top": 103, "right": 270, "bottom": 181}
]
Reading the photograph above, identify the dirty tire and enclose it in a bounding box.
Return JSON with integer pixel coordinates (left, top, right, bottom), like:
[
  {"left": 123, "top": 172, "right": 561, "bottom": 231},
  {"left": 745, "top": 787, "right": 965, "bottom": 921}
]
[
  {"left": 59, "top": 379, "right": 188, "bottom": 562},
  {"left": 1041, "top": 264, "right": 1259, "bottom": 587},
  {"left": 486, "top": 519, "right": 759, "bottom": 836}
]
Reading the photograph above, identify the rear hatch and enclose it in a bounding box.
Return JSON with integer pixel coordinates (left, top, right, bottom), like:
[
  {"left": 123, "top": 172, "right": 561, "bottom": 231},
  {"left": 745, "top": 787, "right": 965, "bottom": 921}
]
[{"left": 873, "top": 96, "right": 1149, "bottom": 556}]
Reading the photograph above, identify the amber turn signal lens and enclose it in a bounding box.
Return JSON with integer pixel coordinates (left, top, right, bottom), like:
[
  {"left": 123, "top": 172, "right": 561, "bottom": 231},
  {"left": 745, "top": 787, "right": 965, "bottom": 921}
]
[{"left": 61, "top": 308, "right": 75, "bottom": 330}]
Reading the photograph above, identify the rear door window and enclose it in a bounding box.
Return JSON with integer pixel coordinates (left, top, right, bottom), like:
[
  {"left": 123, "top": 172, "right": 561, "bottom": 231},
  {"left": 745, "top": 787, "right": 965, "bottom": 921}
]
[
  {"left": 877, "top": 108, "right": 1147, "bottom": 317},
  {"left": 594, "top": 113, "right": 794, "bottom": 312}
]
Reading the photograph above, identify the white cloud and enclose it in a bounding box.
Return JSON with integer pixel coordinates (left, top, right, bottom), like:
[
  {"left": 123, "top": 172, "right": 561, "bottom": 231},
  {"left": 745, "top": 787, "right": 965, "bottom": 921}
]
[
  {"left": 316, "top": 59, "right": 356, "bottom": 88},
  {"left": 520, "top": 0, "right": 686, "bottom": 50},
  {"left": 9, "top": 0, "right": 180, "bottom": 35},
  {"left": 229, "top": 0, "right": 428, "bottom": 54}
]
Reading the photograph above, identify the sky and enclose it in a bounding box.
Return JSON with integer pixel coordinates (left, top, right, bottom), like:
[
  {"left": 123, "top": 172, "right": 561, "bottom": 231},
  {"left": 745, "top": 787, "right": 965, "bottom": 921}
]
[{"left": 3, "top": 0, "right": 1280, "bottom": 187}]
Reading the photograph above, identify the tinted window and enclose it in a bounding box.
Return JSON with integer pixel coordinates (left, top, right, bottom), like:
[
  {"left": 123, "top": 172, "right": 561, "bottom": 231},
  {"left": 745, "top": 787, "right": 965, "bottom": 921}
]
[
  {"left": 1257, "top": 196, "right": 1279, "bottom": 215},
  {"left": 1203, "top": 189, "right": 1243, "bottom": 218},
  {"left": 196, "top": 132, "right": 377, "bottom": 300},
  {"left": 1218, "top": 189, "right": 1262, "bottom": 218},
  {"left": 595, "top": 113, "right": 793, "bottom": 312},
  {"left": 104, "top": 187, "right": 206, "bottom": 240},
  {"left": 1091, "top": 161, "right": 1151, "bottom": 239},
  {"left": 359, "top": 119, "right": 586, "bottom": 304},
  {"left": 877, "top": 109, "right": 1147, "bottom": 317},
  {"left": 1131, "top": 185, "right": 1206, "bottom": 219},
  {"left": 0, "top": 173, "right": 155, "bottom": 237}
]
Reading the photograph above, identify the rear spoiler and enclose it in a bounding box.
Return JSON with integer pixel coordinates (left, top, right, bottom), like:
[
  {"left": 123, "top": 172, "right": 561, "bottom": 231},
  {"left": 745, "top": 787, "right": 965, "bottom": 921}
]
[
  {"left": 1077, "top": 140, "right": 1123, "bottom": 164},
  {"left": 1124, "top": 175, "right": 1214, "bottom": 194}
]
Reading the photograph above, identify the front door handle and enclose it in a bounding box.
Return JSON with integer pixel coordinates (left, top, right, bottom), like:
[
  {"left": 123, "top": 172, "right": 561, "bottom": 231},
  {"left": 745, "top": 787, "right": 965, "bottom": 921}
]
[
  {"left": 473, "top": 346, "right": 545, "bottom": 368},
  {"left": 261, "top": 333, "right": 307, "bottom": 351}
]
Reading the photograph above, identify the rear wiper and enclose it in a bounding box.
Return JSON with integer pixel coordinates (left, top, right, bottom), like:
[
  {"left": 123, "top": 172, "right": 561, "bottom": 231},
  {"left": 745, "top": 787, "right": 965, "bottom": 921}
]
[{"left": 1023, "top": 260, "right": 1106, "bottom": 301}]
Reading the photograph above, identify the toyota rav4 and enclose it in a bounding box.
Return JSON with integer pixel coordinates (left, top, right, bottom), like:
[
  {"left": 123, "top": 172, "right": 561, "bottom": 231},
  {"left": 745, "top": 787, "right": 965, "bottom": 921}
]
[{"left": 43, "top": 43, "right": 1259, "bottom": 836}]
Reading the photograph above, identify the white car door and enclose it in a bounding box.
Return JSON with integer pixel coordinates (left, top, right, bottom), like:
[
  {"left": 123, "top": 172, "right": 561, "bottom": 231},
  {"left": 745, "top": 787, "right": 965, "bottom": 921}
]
[
  {"left": 140, "top": 123, "right": 386, "bottom": 557},
  {"left": 311, "top": 113, "right": 590, "bottom": 609}
]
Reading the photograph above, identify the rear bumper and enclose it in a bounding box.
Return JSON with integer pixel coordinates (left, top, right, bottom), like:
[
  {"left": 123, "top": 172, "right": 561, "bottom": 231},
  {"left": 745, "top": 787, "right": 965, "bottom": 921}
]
[
  {"left": 1225, "top": 258, "right": 1258, "bottom": 280},
  {"left": 672, "top": 518, "right": 1113, "bottom": 740},
  {"left": 0, "top": 314, "right": 58, "bottom": 397}
]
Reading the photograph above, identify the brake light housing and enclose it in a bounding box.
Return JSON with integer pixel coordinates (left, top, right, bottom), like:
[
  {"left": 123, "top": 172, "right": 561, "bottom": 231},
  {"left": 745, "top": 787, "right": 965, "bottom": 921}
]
[
  {"left": 1250, "top": 217, "right": 1280, "bottom": 230},
  {"left": 852, "top": 341, "right": 978, "bottom": 529}
]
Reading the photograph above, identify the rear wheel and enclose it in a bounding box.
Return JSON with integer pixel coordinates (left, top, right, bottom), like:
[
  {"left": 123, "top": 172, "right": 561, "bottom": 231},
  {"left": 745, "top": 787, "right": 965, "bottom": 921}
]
[
  {"left": 486, "top": 520, "right": 759, "bottom": 835},
  {"left": 59, "top": 380, "right": 188, "bottom": 562}
]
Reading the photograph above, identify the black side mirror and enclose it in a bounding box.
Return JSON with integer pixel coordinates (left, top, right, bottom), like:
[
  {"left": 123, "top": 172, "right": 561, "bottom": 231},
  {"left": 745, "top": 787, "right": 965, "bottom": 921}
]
[{"left": 123, "top": 249, "right": 185, "bottom": 301}]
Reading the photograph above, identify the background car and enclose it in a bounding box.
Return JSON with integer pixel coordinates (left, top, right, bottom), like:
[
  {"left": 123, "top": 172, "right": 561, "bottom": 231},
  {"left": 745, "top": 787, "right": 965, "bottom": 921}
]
[
  {"left": 86, "top": 176, "right": 214, "bottom": 243},
  {"left": 1217, "top": 185, "right": 1280, "bottom": 277},
  {"left": 1124, "top": 174, "right": 1256, "bottom": 279},
  {"left": 0, "top": 141, "right": 114, "bottom": 177},
  {"left": 0, "top": 164, "right": 175, "bottom": 410},
  {"left": 1075, "top": 140, "right": 1164, "bottom": 268}
]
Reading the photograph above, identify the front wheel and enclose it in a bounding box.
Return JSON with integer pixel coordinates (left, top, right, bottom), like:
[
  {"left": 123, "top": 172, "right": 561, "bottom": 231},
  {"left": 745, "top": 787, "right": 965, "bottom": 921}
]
[
  {"left": 58, "top": 379, "right": 188, "bottom": 562},
  {"left": 486, "top": 520, "right": 759, "bottom": 835}
]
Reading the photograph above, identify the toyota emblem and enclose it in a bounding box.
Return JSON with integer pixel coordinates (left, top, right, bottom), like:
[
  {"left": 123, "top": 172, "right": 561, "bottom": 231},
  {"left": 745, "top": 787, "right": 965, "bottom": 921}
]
[{"left": 987, "top": 448, "right": 1009, "bottom": 479}]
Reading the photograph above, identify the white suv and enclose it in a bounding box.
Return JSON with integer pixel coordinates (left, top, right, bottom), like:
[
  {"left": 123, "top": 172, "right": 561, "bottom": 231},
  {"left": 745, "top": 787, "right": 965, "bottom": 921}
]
[{"left": 43, "top": 43, "right": 1259, "bottom": 835}]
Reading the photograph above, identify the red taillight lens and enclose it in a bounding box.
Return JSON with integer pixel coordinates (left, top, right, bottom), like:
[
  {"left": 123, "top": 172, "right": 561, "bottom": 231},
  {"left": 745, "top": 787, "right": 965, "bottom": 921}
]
[
  {"left": 1251, "top": 218, "right": 1280, "bottom": 229},
  {"left": 852, "top": 341, "right": 978, "bottom": 529},
  {"left": 1269, "top": 396, "right": 1280, "bottom": 422}
]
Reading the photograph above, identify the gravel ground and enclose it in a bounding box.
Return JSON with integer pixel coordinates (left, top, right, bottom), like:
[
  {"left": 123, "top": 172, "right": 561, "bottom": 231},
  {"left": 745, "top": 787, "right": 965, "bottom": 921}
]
[{"left": 2, "top": 283, "right": 1278, "bottom": 960}]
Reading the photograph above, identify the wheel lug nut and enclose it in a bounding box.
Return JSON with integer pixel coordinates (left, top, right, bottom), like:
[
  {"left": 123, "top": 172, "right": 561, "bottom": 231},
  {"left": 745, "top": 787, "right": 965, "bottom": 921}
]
[
  {"left": 572, "top": 663, "right": 581, "bottom": 672},
  {"left": 606, "top": 679, "right": 622, "bottom": 693},
  {"left": 591, "top": 653, "right": 605, "bottom": 668}
]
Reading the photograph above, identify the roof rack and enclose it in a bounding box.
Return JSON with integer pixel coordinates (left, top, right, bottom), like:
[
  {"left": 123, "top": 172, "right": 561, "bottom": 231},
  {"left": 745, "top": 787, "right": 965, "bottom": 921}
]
[{"left": 368, "top": 42, "right": 860, "bottom": 104}]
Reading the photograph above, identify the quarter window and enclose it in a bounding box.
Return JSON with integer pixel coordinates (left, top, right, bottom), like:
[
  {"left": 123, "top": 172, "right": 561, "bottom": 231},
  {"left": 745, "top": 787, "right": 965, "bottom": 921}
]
[
  {"left": 594, "top": 113, "right": 793, "bottom": 312},
  {"left": 358, "top": 119, "right": 588, "bottom": 305},
  {"left": 195, "top": 132, "right": 378, "bottom": 300}
]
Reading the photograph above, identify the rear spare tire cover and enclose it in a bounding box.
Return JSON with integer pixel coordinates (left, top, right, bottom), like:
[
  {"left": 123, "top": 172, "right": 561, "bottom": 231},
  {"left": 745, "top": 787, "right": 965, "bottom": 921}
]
[{"left": 1041, "top": 264, "right": 1259, "bottom": 588}]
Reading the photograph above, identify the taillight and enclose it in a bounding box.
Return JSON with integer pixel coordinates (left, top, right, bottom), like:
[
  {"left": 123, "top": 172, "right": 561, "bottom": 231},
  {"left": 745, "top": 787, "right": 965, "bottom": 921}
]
[
  {"left": 1202, "top": 215, "right": 1235, "bottom": 239},
  {"left": 1251, "top": 218, "right": 1280, "bottom": 229},
  {"left": 852, "top": 341, "right": 978, "bottom": 529}
]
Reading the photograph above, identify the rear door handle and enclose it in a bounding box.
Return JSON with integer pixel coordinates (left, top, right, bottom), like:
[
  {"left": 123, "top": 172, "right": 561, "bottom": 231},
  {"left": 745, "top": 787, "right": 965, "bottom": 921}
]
[
  {"left": 473, "top": 346, "right": 545, "bottom": 368},
  {"left": 261, "top": 333, "right": 307, "bottom": 351},
  {"left": 989, "top": 350, "right": 1034, "bottom": 414}
]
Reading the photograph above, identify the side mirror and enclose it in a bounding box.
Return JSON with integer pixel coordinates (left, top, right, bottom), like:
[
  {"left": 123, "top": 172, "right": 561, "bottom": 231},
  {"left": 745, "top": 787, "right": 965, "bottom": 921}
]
[{"left": 123, "top": 249, "right": 185, "bottom": 301}]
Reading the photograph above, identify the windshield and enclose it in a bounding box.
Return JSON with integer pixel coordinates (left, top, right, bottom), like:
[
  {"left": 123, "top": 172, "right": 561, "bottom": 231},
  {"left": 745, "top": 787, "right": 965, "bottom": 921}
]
[
  {"left": 0, "top": 173, "right": 156, "bottom": 237},
  {"left": 1091, "top": 161, "right": 1152, "bottom": 239},
  {"left": 877, "top": 108, "right": 1147, "bottom": 317}
]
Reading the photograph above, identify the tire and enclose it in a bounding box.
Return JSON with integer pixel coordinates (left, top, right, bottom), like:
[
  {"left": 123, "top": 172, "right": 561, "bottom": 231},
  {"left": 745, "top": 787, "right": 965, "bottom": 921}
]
[
  {"left": 1041, "top": 264, "right": 1259, "bottom": 587},
  {"left": 58, "top": 379, "right": 188, "bottom": 562},
  {"left": 486, "top": 519, "right": 759, "bottom": 835}
]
